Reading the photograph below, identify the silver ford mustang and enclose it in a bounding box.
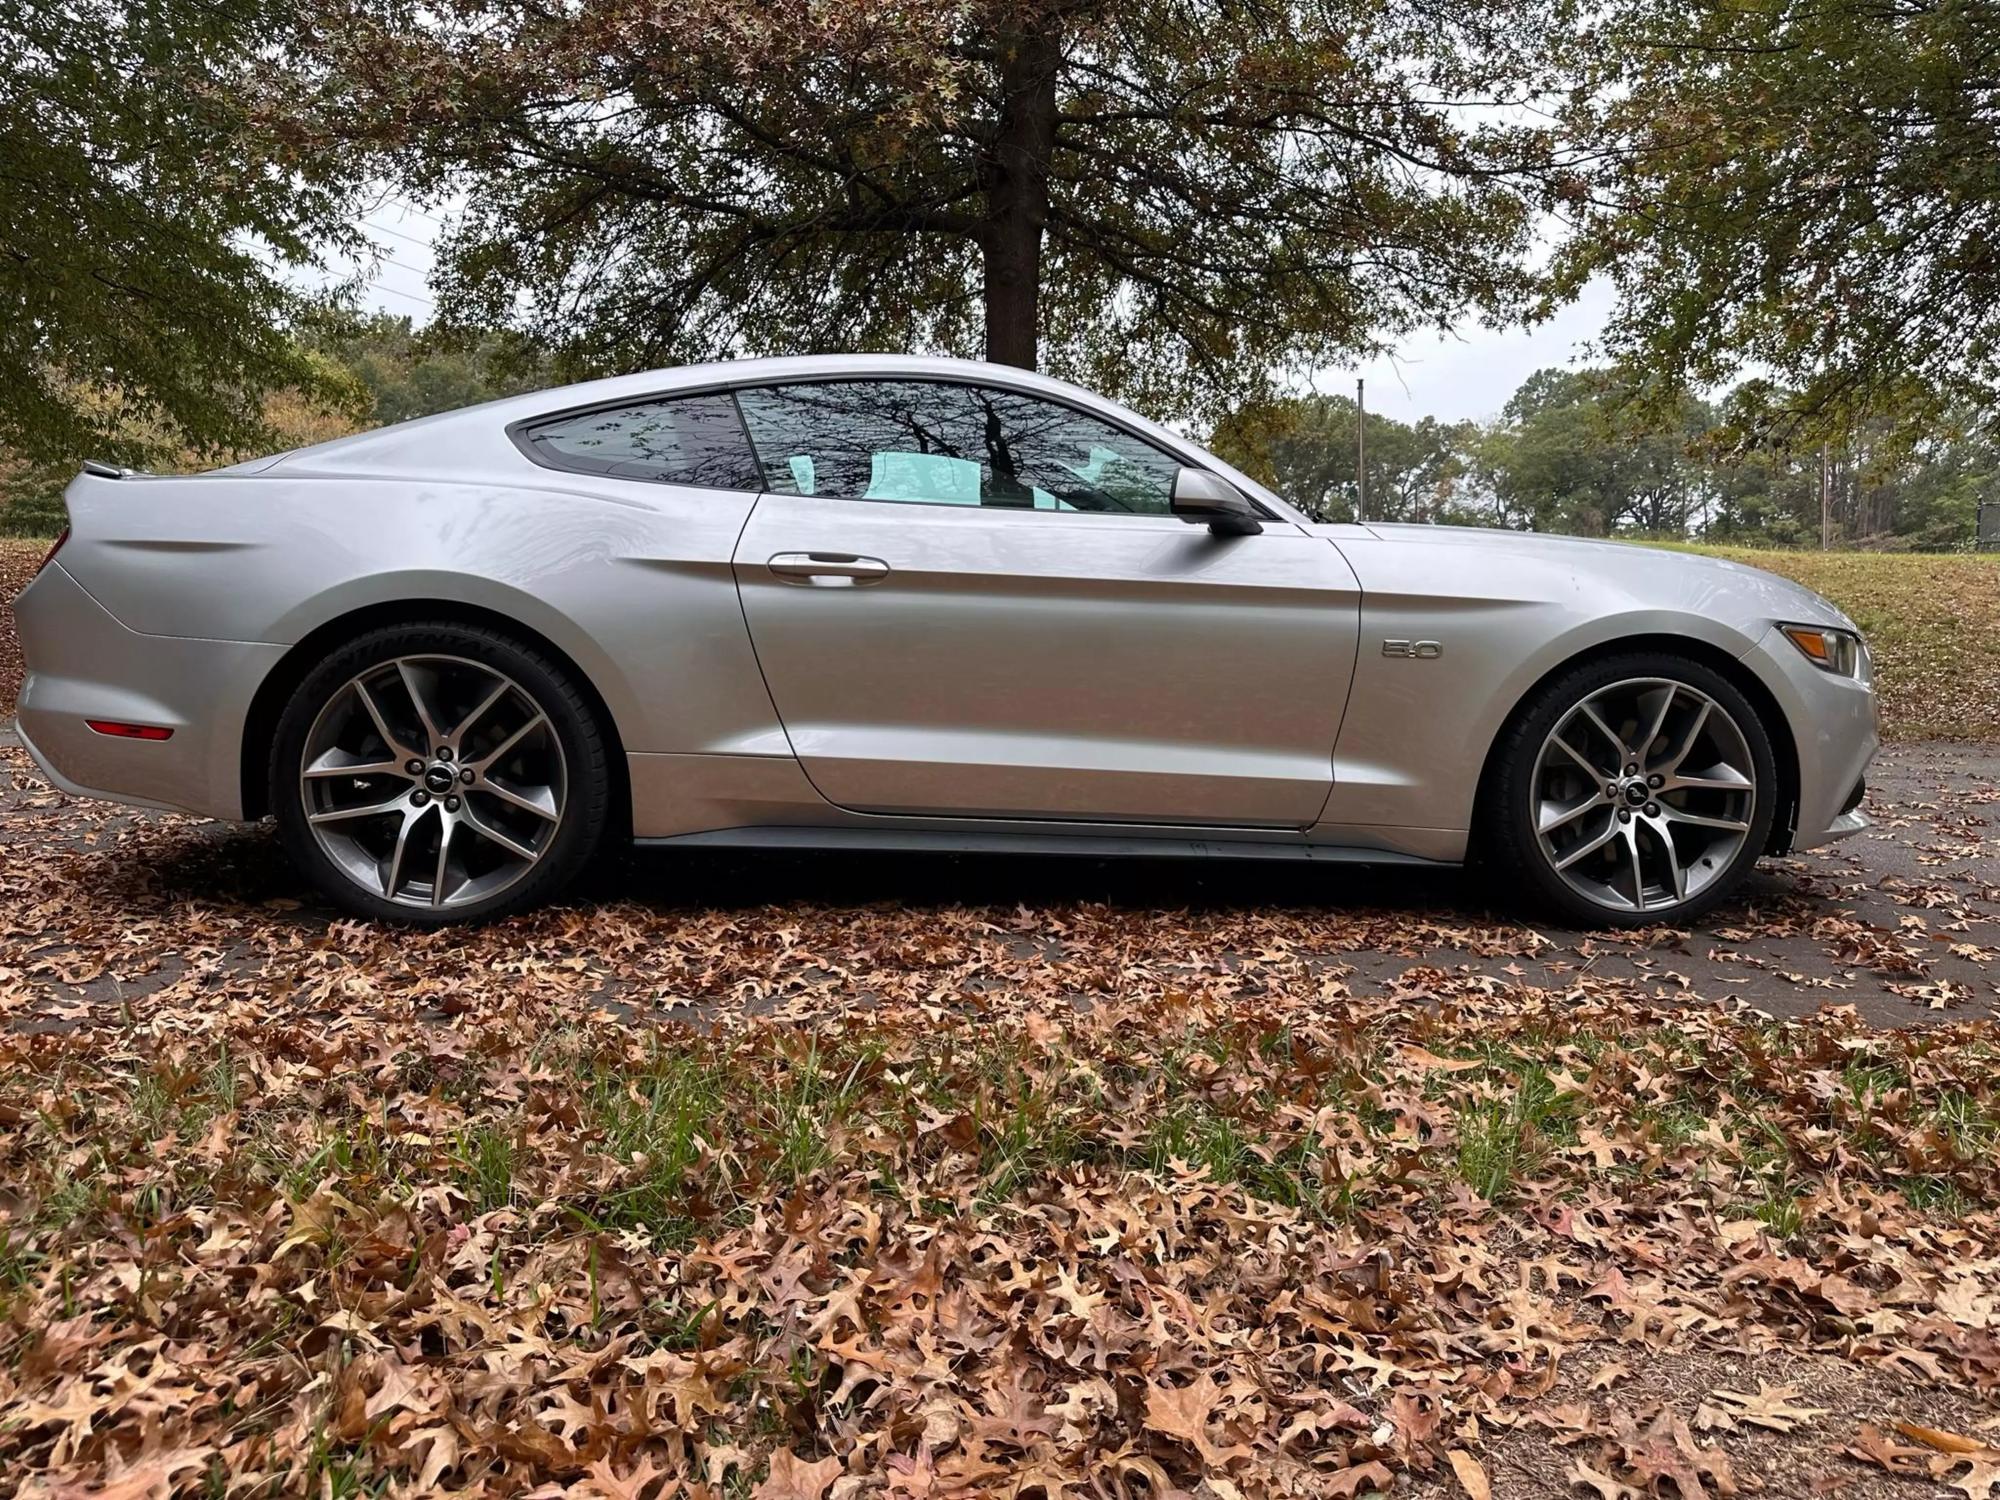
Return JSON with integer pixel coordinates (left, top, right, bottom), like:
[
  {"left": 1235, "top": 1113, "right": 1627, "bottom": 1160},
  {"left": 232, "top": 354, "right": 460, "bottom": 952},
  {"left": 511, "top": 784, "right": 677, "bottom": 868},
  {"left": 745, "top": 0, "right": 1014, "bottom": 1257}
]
[{"left": 13, "top": 355, "right": 1877, "bottom": 927}]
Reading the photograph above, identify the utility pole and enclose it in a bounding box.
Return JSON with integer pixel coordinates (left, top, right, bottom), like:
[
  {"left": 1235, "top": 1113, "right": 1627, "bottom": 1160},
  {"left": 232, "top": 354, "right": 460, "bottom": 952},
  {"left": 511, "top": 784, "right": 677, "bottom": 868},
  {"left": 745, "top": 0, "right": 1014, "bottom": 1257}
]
[
  {"left": 1355, "top": 378, "right": 1367, "bottom": 523},
  {"left": 1819, "top": 445, "right": 1831, "bottom": 550}
]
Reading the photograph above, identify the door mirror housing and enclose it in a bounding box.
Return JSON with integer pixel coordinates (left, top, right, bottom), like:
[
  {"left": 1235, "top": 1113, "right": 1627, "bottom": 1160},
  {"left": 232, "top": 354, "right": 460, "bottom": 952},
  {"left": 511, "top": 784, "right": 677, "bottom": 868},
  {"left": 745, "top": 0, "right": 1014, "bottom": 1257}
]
[{"left": 1171, "top": 468, "right": 1264, "bottom": 536}]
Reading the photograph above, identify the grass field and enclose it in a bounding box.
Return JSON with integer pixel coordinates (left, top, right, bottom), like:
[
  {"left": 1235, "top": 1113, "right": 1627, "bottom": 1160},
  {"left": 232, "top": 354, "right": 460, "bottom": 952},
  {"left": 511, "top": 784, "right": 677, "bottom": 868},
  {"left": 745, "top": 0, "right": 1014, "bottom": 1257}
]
[{"left": 4, "top": 537, "right": 1996, "bottom": 737}]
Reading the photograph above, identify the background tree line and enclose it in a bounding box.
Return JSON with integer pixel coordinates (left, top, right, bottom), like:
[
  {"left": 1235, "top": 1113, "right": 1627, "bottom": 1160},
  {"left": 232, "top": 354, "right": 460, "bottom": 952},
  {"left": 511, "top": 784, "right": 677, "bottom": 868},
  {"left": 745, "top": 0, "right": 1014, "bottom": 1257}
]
[
  {"left": 1216, "top": 369, "right": 1998, "bottom": 549},
  {"left": 4, "top": 0, "right": 1998, "bottom": 548}
]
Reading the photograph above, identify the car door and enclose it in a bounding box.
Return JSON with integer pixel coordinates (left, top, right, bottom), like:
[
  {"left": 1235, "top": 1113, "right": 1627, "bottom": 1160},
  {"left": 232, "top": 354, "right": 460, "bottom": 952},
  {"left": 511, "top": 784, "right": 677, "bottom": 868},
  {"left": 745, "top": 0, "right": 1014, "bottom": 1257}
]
[{"left": 729, "top": 377, "right": 1361, "bottom": 827}]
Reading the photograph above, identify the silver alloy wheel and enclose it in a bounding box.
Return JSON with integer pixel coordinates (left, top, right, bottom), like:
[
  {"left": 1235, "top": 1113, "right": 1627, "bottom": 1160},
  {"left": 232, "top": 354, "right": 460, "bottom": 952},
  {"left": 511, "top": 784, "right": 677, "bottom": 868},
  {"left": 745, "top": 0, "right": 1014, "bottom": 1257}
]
[
  {"left": 1531, "top": 676, "right": 1758, "bottom": 915},
  {"left": 298, "top": 655, "right": 567, "bottom": 910}
]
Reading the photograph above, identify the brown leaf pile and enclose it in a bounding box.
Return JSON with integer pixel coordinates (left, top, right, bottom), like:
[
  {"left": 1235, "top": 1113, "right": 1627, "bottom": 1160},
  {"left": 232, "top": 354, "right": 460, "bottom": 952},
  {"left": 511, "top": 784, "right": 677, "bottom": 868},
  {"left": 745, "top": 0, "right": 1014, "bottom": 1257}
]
[
  {"left": 2, "top": 538, "right": 47, "bottom": 721},
  {"left": 5, "top": 767, "right": 2000, "bottom": 1495}
]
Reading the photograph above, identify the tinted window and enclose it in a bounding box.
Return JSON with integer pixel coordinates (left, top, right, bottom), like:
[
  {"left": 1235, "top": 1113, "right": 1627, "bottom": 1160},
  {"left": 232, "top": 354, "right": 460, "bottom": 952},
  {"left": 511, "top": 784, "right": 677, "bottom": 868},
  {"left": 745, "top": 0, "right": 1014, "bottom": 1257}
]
[
  {"left": 735, "top": 380, "right": 1182, "bottom": 514},
  {"left": 521, "top": 393, "right": 761, "bottom": 489}
]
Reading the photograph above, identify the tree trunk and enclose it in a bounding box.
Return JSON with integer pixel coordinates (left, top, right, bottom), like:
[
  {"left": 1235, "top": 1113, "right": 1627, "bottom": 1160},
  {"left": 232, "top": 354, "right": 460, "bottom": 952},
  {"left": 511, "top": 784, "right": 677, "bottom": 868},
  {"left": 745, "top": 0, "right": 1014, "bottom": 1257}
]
[{"left": 980, "top": 23, "right": 1060, "bottom": 370}]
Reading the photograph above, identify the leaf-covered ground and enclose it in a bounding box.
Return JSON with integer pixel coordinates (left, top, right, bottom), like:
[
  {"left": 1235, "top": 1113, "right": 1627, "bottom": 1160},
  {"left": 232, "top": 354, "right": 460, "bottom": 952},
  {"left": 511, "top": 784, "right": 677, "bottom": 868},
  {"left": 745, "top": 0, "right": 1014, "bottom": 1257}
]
[
  {"left": 3, "top": 737, "right": 2000, "bottom": 1498},
  {"left": 2, "top": 539, "right": 47, "bottom": 721},
  {"left": 6, "top": 539, "right": 2000, "bottom": 1496}
]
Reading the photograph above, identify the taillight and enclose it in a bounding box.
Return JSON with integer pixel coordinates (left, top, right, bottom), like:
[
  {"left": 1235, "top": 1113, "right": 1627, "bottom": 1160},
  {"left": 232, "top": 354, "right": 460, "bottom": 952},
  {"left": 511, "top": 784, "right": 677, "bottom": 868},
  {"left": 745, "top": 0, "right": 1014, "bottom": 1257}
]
[
  {"left": 86, "top": 720, "right": 174, "bottom": 741},
  {"left": 33, "top": 525, "right": 69, "bottom": 579}
]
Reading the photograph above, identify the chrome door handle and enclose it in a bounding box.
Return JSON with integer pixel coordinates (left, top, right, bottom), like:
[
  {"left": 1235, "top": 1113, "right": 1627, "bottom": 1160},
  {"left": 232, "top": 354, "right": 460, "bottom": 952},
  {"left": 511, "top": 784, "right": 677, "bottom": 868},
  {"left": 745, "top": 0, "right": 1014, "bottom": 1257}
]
[{"left": 768, "top": 552, "right": 890, "bottom": 584}]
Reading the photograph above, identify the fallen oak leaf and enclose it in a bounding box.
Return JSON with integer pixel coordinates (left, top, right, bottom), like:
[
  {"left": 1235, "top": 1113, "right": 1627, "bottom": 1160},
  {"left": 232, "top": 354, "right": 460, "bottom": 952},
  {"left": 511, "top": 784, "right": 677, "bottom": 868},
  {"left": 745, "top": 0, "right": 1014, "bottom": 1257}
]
[
  {"left": 1447, "top": 1448, "right": 1492, "bottom": 1500},
  {"left": 1698, "top": 1384, "right": 1829, "bottom": 1434},
  {"left": 1898, "top": 1422, "right": 1988, "bottom": 1455},
  {"left": 581, "top": 1453, "right": 674, "bottom": 1500},
  {"left": 1845, "top": 1424, "right": 1934, "bottom": 1475},
  {"left": 754, "top": 1448, "right": 847, "bottom": 1500},
  {"left": 1570, "top": 1460, "right": 1640, "bottom": 1500},
  {"left": 1144, "top": 1372, "right": 1232, "bottom": 1471},
  {"left": 1326, "top": 1461, "right": 1396, "bottom": 1498},
  {"left": 1935, "top": 1453, "right": 2000, "bottom": 1500}
]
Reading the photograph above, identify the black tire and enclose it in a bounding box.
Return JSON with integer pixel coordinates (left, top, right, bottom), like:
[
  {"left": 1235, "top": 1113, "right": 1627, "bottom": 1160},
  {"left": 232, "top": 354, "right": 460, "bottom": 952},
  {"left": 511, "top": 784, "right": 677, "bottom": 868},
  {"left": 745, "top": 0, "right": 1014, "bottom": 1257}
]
[
  {"left": 1482, "top": 651, "right": 1780, "bottom": 928},
  {"left": 270, "top": 621, "right": 612, "bottom": 925}
]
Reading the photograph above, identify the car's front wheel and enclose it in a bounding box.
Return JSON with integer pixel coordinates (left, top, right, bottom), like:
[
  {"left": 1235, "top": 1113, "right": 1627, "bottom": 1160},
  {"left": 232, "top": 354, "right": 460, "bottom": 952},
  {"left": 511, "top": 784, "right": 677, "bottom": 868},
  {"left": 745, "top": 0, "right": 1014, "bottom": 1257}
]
[
  {"left": 1486, "top": 652, "right": 1779, "bottom": 927},
  {"left": 271, "top": 622, "right": 611, "bottom": 925}
]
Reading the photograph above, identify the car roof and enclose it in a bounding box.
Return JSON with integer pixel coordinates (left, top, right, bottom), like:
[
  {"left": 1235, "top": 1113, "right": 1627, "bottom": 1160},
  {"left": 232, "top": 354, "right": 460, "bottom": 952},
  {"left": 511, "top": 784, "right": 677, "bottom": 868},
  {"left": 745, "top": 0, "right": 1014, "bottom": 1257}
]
[{"left": 243, "top": 353, "right": 1298, "bottom": 519}]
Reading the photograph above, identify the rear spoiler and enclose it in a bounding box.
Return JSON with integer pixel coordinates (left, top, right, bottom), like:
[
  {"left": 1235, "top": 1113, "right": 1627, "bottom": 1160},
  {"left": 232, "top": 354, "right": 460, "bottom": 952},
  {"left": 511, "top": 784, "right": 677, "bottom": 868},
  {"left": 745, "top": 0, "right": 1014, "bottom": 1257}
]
[{"left": 81, "top": 459, "right": 134, "bottom": 479}]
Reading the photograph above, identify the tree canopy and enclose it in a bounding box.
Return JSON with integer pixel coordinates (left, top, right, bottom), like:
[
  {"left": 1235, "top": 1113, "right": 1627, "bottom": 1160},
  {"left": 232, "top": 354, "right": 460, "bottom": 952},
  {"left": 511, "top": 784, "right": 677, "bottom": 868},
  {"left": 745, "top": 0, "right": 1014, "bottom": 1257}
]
[
  {"left": 286, "top": 0, "right": 1576, "bottom": 420},
  {"left": 1211, "top": 393, "right": 1481, "bottom": 524},
  {"left": 0, "top": 0, "right": 362, "bottom": 468},
  {"left": 1556, "top": 0, "right": 2000, "bottom": 443}
]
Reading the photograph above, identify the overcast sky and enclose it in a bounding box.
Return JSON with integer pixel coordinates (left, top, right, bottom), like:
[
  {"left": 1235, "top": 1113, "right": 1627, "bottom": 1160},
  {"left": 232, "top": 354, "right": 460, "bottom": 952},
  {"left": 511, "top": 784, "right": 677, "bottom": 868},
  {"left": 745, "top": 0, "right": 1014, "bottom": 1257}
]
[{"left": 349, "top": 205, "right": 1615, "bottom": 428}]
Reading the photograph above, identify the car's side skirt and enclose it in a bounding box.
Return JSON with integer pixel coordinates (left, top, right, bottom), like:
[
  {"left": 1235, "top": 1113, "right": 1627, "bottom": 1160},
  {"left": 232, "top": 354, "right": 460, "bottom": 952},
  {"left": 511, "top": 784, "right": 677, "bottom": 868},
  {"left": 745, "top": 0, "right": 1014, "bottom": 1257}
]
[{"left": 634, "top": 825, "right": 1457, "bottom": 866}]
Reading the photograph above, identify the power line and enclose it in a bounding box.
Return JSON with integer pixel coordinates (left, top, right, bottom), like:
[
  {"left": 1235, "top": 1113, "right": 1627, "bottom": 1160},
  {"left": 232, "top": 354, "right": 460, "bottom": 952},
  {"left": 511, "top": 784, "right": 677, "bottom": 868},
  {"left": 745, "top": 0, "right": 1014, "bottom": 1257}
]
[
  {"left": 364, "top": 279, "right": 434, "bottom": 310},
  {"left": 382, "top": 197, "right": 447, "bottom": 227},
  {"left": 372, "top": 251, "right": 432, "bottom": 278},
  {"left": 363, "top": 219, "right": 433, "bottom": 251}
]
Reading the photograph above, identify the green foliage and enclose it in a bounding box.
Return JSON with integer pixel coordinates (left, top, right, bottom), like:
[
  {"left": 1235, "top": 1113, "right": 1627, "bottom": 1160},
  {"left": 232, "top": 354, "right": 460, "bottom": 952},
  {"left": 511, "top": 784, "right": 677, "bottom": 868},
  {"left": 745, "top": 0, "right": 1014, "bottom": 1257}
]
[
  {"left": 1210, "top": 395, "right": 1482, "bottom": 524},
  {"left": 285, "top": 0, "right": 1579, "bottom": 421},
  {"left": 0, "top": 0, "right": 362, "bottom": 470},
  {"left": 1556, "top": 0, "right": 2000, "bottom": 443},
  {"left": 303, "top": 313, "right": 552, "bottom": 427},
  {"left": 1475, "top": 368, "right": 1713, "bottom": 537}
]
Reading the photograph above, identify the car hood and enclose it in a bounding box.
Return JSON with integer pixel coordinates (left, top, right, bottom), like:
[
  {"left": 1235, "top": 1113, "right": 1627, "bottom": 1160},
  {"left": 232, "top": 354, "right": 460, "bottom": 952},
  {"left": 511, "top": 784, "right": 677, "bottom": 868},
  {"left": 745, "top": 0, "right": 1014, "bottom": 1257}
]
[{"left": 1322, "top": 522, "right": 1858, "bottom": 634}]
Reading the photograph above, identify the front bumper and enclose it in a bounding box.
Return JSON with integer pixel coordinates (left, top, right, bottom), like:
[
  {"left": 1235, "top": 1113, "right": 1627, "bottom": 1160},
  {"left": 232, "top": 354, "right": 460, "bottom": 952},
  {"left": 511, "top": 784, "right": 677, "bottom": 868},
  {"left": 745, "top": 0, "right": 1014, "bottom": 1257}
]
[
  {"left": 12, "top": 562, "right": 284, "bottom": 819},
  {"left": 1740, "top": 623, "right": 1878, "bottom": 851}
]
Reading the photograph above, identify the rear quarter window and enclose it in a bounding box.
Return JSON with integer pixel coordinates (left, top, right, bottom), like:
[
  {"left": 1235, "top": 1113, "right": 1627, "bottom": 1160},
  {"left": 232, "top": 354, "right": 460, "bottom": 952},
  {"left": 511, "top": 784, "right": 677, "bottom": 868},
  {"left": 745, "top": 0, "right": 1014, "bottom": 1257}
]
[{"left": 518, "top": 394, "right": 762, "bottom": 490}]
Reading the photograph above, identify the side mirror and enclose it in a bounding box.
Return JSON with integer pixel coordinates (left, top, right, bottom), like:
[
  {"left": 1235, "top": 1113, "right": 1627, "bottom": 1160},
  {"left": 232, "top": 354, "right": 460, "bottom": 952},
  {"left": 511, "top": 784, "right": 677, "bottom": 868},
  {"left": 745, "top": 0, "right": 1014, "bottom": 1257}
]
[{"left": 1171, "top": 468, "right": 1263, "bottom": 536}]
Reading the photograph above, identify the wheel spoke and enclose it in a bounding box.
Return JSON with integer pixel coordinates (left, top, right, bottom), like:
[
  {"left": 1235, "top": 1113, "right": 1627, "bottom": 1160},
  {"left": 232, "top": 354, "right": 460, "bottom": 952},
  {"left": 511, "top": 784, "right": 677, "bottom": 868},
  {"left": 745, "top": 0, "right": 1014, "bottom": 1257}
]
[
  {"left": 477, "top": 776, "right": 561, "bottom": 822},
  {"left": 469, "top": 713, "right": 548, "bottom": 775},
  {"left": 1660, "top": 700, "right": 1711, "bottom": 776},
  {"left": 353, "top": 681, "right": 420, "bottom": 765},
  {"left": 460, "top": 805, "right": 539, "bottom": 862},
  {"left": 309, "top": 794, "right": 408, "bottom": 826},
  {"left": 431, "top": 817, "right": 456, "bottom": 908},
  {"left": 1539, "top": 791, "right": 1608, "bottom": 835},
  {"left": 1651, "top": 822, "right": 1687, "bottom": 903},
  {"left": 1636, "top": 686, "right": 1676, "bottom": 762},
  {"left": 398, "top": 660, "right": 447, "bottom": 751},
  {"left": 1663, "top": 765, "right": 1750, "bottom": 793},
  {"left": 1554, "top": 818, "right": 1624, "bottom": 871},
  {"left": 1624, "top": 823, "right": 1646, "bottom": 910},
  {"left": 449, "top": 679, "right": 511, "bottom": 747},
  {"left": 304, "top": 749, "right": 409, "bottom": 781},
  {"left": 1551, "top": 734, "right": 1605, "bottom": 781},
  {"left": 382, "top": 807, "right": 420, "bottom": 900},
  {"left": 1576, "top": 702, "right": 1630, "bottom": 761}
]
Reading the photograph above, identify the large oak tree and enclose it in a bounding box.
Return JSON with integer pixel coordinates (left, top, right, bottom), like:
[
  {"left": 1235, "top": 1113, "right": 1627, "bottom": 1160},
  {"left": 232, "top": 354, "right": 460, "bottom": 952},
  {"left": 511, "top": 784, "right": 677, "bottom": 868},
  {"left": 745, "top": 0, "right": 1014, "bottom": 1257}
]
[{"left": 291, "top": 0, "right": 1576, "bottom": 418}]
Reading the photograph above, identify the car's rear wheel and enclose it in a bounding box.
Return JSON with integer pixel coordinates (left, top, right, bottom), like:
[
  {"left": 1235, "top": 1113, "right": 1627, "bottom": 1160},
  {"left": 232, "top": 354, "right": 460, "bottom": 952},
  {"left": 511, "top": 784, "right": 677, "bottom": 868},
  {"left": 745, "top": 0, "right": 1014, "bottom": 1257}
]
[
  {"left": 1486, "top": 652, "right": 1779, "bottom": 927},
  {"left": 271, "top": 623, "right": 610, "bottom": 924}
]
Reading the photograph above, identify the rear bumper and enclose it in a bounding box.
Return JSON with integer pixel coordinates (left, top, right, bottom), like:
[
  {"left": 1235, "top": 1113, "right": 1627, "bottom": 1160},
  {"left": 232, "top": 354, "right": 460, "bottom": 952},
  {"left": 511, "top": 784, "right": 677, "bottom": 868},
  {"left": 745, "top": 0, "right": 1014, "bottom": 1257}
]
[{"left": 13, "top": 562, "right": 283, "bottom": 819}]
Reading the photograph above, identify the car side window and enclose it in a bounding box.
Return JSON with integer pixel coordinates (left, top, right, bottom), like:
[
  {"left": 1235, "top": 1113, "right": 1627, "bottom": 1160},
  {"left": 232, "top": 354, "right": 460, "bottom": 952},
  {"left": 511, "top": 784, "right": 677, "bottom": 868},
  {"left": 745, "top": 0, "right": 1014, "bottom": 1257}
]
[
  {"left": 734, "top": 380, "right": 1183, "bottom": 515},
  {"left": 519, "top": 393, "right": 762, "bottom": 490}
]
